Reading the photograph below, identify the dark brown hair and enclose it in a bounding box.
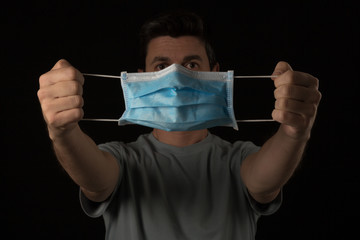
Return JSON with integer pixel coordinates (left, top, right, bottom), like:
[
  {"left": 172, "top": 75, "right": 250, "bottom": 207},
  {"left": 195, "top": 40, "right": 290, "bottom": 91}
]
[{"left": 138, "top": 10, "right": 217, "bottom": 70}]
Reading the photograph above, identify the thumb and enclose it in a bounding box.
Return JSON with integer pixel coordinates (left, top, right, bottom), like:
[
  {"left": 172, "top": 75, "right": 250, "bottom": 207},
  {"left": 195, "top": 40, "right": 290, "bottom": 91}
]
[
  {"left": 272, "top": 61, "right": 293, "bottom": 79},
  {"left": 52, "top": 59, "right": 72, "bottom": 70}
]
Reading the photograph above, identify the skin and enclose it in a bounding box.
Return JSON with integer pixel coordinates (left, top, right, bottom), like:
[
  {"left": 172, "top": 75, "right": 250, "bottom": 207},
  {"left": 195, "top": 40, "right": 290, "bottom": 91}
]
[{"left": 37, "top": 35, "right": 321, "bottom": 204}]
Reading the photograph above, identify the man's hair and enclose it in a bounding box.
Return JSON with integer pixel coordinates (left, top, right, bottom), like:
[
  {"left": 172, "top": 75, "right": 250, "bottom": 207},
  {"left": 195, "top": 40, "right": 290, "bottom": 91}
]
[{"left": 138, "top": 10, "right": 217, "bottom": 70}]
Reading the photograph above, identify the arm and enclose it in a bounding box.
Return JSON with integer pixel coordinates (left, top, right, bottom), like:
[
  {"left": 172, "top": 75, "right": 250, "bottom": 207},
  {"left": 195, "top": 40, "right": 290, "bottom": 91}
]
[
  {"left": 37, "top": 59, "right": 120, "bottom": 202},
  {"left": 240, "top": 61, "right": 322, "bottom": 204}
]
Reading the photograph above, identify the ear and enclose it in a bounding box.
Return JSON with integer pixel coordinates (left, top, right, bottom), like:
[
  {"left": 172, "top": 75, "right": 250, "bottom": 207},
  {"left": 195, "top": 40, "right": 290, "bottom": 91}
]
[
  {"left": 211, "top": 62, "right": 220, "bottom": 72},
  {"left": 137, "top": 68, "right": 144, "bottom": 72}
]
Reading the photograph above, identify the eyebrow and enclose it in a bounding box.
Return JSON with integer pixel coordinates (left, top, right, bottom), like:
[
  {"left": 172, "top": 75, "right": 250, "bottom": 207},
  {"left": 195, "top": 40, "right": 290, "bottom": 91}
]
[
  {"left": 183, "top": 55, "right": 203, "bottom": 63},
  {"left": 150, "top": 55, "right": 203, "bottom": 65},
  {"left": 150, "top": 56, "right": 171, "bottom": 64}
]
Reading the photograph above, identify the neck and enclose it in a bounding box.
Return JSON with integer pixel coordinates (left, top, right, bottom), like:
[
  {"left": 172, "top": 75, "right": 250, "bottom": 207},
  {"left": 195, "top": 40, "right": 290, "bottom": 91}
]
[{"left": 152, "top": 129, "right": 208, "bottom": 147}]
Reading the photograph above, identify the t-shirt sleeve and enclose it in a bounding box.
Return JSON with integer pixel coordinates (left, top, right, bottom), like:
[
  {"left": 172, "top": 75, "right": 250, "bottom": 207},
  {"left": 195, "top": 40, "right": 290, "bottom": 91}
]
[
  {"left": 246, "top": 189, "right": 282, "bottom": 216},
  {"left": 79, "top": 141, "right": 125, "bottom": 218},
  {"left": 79, "top": 189, "right": 113, "bottom": 218}
]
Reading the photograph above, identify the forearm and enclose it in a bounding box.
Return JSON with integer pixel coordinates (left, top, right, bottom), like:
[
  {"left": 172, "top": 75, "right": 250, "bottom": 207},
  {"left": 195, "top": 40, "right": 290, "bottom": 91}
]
[
  {"left": 240, "top": 61, "right": 321, "bottom": 204},
  {"left": 37, "top": 60, "right": 120, "bottom": 202},
  {"left": 51, "top": 125, "right": 119, "bottom": 199},
  {"left": 241, "top": 125, "right": 308, "bottom": 202}
]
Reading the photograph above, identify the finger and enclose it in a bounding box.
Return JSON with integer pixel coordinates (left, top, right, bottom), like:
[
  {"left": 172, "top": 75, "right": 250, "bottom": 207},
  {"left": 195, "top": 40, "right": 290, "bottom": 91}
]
[
  {"left": 39, "top": 62, "right": 84, "bottom": 88},
  {"left": 271, "top": 61, "right": 293, "bottom": 79},
  {"left": 47, "top": 108, "right": 84, "bottom": 128},
  {"left": 274, "top": 85, "right": 321, "bottom": 103},
  {"left": 41, "top": 95, "right": 84, "bottom": 114},
  {"left": 274, "top": 70, "right": 319, "bottom": 89},
  {"left": 52, "top": 59, "right": 72, "bottom": 70},
  {"left": 37, "top": 81, "right": 83, "bottom": 102},
  {"left": 275, "top": 98, "right": 317, "bottom": 117},
  {"left": 272, "top": 109, "right": 307, "bottom": 129}
]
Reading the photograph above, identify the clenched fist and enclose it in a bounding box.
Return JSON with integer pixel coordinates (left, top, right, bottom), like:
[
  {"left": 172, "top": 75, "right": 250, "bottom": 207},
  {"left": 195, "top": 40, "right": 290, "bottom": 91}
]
[
  {"left": 37, "top": 59, "right": 85, "bottom": 140},
  {"left": 271, "top": 61, "right": 322, "bottom": 140}
]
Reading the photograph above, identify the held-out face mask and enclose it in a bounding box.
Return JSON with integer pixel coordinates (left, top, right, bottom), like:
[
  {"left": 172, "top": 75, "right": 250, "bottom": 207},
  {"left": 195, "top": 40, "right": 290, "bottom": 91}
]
[
  {"left": 82, "top": 66, "right": 276, "bottom": 130},
  {"left": 119, "top": 64, "right": 238, "bottom": 131}
]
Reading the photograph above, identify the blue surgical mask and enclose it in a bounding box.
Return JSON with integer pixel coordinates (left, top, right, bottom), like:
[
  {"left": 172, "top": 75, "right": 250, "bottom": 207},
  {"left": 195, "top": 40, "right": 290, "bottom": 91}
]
[{"left": 119, "top": 64, "right": 238, "bottom": 131}]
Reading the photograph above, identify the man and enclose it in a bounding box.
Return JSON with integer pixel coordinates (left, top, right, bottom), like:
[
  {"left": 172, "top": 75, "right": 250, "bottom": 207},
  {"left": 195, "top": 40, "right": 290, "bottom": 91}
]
[{"left": 37, "top": 11, "right": 321, "bottom": 240}]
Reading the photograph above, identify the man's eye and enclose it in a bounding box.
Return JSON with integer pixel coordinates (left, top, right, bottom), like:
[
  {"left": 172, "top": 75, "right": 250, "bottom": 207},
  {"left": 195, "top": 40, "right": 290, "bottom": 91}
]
[
  {"left": 155, "top": 64, "right": 168, "bottom": 71},
  {"left": 185, "top": 62, "right": 199, "bottom": 70}
]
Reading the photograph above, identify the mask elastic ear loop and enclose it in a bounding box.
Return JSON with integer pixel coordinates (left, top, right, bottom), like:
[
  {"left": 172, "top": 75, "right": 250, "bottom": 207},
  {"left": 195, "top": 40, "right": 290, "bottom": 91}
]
[
  {"left": 81, "top": 73, "right": 278, "bottom": 123},
  {"left": 234, "top": 75, "right": 278, "bottom": 79},
  {"left": 81, "top": 119, "right": 276, "bottom": 123},
  {"left": 83, "top": 73, "right": 122, "bottom": 79},
  {"left": 83, "top": 73, "right": 279, "bottom": 80}
]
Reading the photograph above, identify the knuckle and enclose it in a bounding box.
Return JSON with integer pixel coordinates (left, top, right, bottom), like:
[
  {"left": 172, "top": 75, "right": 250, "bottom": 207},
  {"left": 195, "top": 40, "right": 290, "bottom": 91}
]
[
  {"left": 309, "top": 103, "right": 318, "bottom": 116},
  {"left": 46, "top": 114, "right": 58, "bottom": 126},
  {"left": 274, "top": 99, "right": 279, "bottom": 109},
  {"left": 274, "top": 85, "right": 293, "bottom": 98},
  {"left": 78, "top": 108, "right": 84, "bottom": 119},
  {"left": 278, "top": 111, "right": 287, "bottom": 122},
  {"left": 302, "top": 117, "right": 311, "bottom": 128},
  {"left": 284, "top": 69, "right": 294, "bottom": 78},
  {"left": 275, "top": 98, "right": 287, "bottom": 110},
  {"left": 37, "top": 89, "right": 43, "bottom": 100},
  {"left": 64, "top": 66, "right": 79, "bottom": 80},
  {"left": 281, "top": 85, "right": 292, "bottom": 97},
  {"left": 286, "top": 71, "right": 297, "bottom": 83},
  {"left": 273, "top": 88, "right": 278, "bottom": 98},
  {"left": 41, "top": 101, "right": 51, "bottom": 113},
  {"left": 79, "top": 96, "right": 84, "bottom": 107},
  {"left": 72, "top": 108, "right": 84, "bottom": 121},
  {"left": 37, "top": 89, "right": 47, "bottom": 102},
  {"left": 314, "top": 77, "right": 320, "bottom": 88},
  {"left": 316, "top": 91, "right": 322, "bottom": 103},
  {"left": 57, "top": 59, "right": 69, "bottom": 67},
  {"left": 72, "top": 95, "right": 84, "bottom": 107},
  {"left": 272, "top": 109, "right": 285, "bottom": 122},
  {"left": 271, "top": 109, "right": 278, "bottom": 120},
  {"left": 281, "top": 98, "right": 290, "bottom": 109},
  {"left": 69, "top": 81, "right": 82, "bottom": 94},
  {"left": 309, "top": 89, "right": 322, "bottom": 103},
  {"left": 275, "top": 61, "right": 292, "bottom": 74},
  {"left": 39, "top": 73, "right": 48, "bottom": 87}
]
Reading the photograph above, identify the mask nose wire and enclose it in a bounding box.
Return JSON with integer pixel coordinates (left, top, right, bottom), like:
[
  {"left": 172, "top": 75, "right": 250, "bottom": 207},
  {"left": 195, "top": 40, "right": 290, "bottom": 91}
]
[{"left": 81, "top": 73, "right": 277, "bottom": 123}]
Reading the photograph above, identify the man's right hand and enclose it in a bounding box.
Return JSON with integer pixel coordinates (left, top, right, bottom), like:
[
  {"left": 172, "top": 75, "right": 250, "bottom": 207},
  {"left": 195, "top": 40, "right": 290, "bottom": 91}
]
[{"left": 37, "top": 59, "right": 85, "bottom": 140}]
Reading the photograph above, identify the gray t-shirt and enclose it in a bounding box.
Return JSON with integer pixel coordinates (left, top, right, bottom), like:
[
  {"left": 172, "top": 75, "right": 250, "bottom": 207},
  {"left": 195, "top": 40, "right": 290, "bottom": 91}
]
[{"left": 80, "top": 132, "right": 282, "bottom": 240}]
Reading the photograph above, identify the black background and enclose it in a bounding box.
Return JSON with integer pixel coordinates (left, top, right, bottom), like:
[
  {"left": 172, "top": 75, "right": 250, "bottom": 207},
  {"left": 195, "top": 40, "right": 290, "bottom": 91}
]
[{"left": 2, "top": 0, "right": 359, "bottom": 239}]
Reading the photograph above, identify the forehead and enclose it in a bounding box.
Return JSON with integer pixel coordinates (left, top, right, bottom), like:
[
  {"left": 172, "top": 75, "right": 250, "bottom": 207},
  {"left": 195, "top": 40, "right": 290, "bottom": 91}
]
[{"left": 146, "top": 36, "right": 207, "bottom": 60}]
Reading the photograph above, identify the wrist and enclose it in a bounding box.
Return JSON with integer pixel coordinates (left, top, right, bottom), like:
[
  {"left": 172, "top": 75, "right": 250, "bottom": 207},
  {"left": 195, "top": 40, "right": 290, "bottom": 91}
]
[
  {"left": 48, "top": 124, "right": 80, "bottom": 143},
  {"left": 278, "top": 124, "right": 311, "bottom": 142}
]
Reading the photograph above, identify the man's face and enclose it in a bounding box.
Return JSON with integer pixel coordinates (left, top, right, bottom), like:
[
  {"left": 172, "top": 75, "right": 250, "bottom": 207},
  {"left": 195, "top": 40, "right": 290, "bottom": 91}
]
[{"left": 145, "top": 36, "right": 216, "bottom": 72}]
